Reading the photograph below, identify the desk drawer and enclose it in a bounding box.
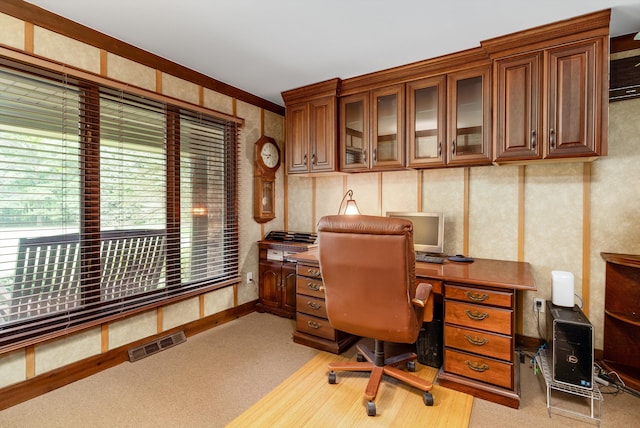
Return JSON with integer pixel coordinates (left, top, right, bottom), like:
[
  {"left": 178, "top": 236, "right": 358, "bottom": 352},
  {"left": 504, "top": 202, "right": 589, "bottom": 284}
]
[
  {"left": 444, "top": 325, "right": 512, "bottom": 361},
  {"left": 297, "top": 264, "right": 322, "bottom": 279},
  {"left": 297, "top": 276, "right": 324, "bottom": 298},
  {"left": 444, "top": 349, "right": 513, "bottom": 389},
  {"left": 296, "top": 295, "right": 327, "bottom": 318},
  {"left": 445, "top": 301, "right": 512, "bottom": 335},
  {"left": 296, "top": 313, "right": 335, "bottom": 340},
  {"left": 445, "top": 284, "right": 513, "bottom": 308}
]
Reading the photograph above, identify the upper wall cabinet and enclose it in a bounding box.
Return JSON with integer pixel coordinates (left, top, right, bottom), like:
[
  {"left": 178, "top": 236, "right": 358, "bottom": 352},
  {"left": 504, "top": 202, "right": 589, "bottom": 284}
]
[
  {"left": 340, "top": 84, "right": 405, "bottom": 172},
  {"left": 282, "top": 78, "right": 340, "bottom": 174},
  {"left": 406, "top": 66, "right": 492, "bottom": 168},
  {"left": 486, "top": 9, "right": 609, "bottom": 163}
]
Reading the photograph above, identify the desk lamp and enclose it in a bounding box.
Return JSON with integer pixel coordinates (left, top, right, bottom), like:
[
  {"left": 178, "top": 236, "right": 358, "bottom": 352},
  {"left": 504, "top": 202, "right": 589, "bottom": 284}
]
[{"left": 338, "top": 189, "right": 360, "bottom": 215}]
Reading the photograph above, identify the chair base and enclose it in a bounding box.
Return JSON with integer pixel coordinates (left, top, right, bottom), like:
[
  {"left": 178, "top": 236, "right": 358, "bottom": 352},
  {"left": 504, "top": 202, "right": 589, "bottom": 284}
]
[{"left": 327, "top": 340, "right": 434, "bottom": 415}]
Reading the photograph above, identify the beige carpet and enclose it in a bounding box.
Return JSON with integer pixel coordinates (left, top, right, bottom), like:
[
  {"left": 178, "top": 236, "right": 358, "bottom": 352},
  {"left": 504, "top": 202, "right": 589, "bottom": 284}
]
[{"left": 0, "top": 312, "right": 639, "bottom": 427}]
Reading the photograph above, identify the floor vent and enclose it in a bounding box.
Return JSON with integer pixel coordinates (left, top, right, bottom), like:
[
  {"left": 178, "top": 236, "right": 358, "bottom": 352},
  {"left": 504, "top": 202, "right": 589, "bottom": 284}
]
[{"left": 128, "top": 331, "right": 186, "bottom": 362}]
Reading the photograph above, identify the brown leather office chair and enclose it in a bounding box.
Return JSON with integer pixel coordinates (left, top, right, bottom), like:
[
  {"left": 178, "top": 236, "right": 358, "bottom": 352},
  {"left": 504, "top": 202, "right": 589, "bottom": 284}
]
[{"left": 317, "top": 214, "right": 435, "bottom": 416}]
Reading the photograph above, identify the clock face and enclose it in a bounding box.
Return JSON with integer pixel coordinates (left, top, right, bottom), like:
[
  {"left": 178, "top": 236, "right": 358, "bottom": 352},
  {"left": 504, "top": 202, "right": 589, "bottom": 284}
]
[{"left": 260, "top": 142, "right": 280, "bottom": 169}]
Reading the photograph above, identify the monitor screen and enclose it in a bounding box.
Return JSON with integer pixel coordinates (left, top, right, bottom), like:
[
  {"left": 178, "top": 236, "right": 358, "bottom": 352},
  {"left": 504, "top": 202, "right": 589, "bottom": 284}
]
[{"left": 386, "top": 211, "right": 444, "bottom": 255}]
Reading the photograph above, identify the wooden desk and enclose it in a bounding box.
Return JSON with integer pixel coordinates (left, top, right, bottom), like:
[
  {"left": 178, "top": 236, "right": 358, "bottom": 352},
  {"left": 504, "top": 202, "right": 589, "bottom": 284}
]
[{"left": 289, "top": 249, "right": 536, "bottom": 408}]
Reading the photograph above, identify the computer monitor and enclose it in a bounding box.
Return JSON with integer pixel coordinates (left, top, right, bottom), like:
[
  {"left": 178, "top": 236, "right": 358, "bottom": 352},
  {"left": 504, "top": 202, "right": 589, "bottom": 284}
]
[{"left": 386, "top": 211, "right": 444, "bottom": 255}]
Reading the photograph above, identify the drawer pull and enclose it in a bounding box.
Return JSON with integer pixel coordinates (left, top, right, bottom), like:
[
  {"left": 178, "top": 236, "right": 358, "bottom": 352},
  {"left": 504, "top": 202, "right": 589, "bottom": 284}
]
[
  {"left": 465, "top": 360, "right": 490, "bottom": 372},
  {"left": 464, "top": 291, "right": 489, "bottom": 302},
  {"left": 307, "top": 301, "right": 322, "bottom": 310},
  {"left": 464, "top": 310, "right": 489, "bottom": 321},
  {"left": 307, "top": 320, "right": 322, "bottom": 329},
  {"left": 307, "top": 282, "right": 323, "bottom": 292},
  {"left": 307, "top": 268, "right": 321, "bottom": 277},
  {"left": 464, "top": 334, "right": 489, "bottom": 346}
]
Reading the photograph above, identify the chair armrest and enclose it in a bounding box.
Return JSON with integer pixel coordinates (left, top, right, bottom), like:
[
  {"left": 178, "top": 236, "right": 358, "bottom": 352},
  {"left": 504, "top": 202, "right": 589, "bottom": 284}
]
[
  {"left": 412, "top": 282, "right": 434, "bottom": 322},
  {"left": 411, "top": 282, "right": 432, "bottom": 308}
]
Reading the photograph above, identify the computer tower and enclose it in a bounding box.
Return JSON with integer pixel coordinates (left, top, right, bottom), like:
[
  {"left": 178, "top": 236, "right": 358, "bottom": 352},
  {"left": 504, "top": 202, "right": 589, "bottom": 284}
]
[
  {"left": 416, "top": 301, "right": 443, "bottom": 368},
  {"left": 546, "top": 301, "right": 593, "bottom": 389}
]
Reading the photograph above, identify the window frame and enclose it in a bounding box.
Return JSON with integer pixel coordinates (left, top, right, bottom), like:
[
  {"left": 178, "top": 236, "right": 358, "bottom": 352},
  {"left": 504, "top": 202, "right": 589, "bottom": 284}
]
[{"left": 0, "top": 56, "right": 242, "bottom": 353}]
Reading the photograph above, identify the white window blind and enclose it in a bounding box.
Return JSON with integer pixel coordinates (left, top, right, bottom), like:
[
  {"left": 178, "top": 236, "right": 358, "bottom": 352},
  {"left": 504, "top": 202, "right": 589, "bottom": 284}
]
[{"left": 0, "top": 60, "right": 240, "bottom": 351}]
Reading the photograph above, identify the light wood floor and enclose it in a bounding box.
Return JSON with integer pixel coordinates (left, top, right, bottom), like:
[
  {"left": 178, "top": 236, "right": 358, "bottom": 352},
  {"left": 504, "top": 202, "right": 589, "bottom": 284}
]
[{"left": 228, "top": 351, "right": 473, "bottom": 427}]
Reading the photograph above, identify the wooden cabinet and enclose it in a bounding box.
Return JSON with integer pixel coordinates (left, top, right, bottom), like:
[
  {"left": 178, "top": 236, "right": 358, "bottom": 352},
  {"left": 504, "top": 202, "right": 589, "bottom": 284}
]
[
  {"left": 257, "top": 239, "right": 315, "bottom": 318},
  {"left": 340, "top": 84, "right": 404, "bottom": 171},
  {"left": 488, "top": 11, "right": 609, "bottom": 163},
  {"left": 441, "top": 284, "right": 517, "bottom": 394},
  {"left": 600, "top": 253, "right": 640, "bottom": 392},
  {"left": 406, "top": 67, "right": 492, "bottom": 168},
  {"left": 291, "top": 258, "right": 359, "bottom": 354},
  {"left": 281, "top": 78, "right": 340, "bottom": 174}
]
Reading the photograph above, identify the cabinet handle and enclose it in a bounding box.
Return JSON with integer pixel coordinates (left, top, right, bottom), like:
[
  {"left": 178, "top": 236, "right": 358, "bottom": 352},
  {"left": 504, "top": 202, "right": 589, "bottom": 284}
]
[
  {"left": 451, "top": 140, "right": 456, "bottom": 156},
  {"left": 550, "top": 128, "right": 556, "bottom": 149},
  {"left": 438, "top": 141, "right": 442, "bottom": 157},
  {"left": 464, "top": 291, "right": 488, "bottom": 302},
  {"left": 373, "top": 147, "right": 377, "bottom": 162},
  {"left": 464, "top": 334, "right": 489, "bottom": 346},
  {"left": 303, "top": 154, "right": 308, "bottom": 166},
  {"left": 307, "top": 320, "right": 322, "bottom": 329},
  {"left": 306, "top": 282, "right": 323, "bottom": 292},
  {"left": 531, "top": 130, "right": 537, "bottom": 150},
  {"left": 306, "top": 268, "right": 321, "bottom": 277},
  {"left": 465, "top": 360, "right": 490, "bottom": 372},
  {"left": 363, "top": 149, "right": 367, "bottom": 163},
  {"left": 311, "top": 153, "right": 316, "bottom": 165},
  {"left": 307, "top": 301, "right": 322, "bottom": 310},
  {"left": 464, "top": 309, "right": 489, "bottom": 321}
]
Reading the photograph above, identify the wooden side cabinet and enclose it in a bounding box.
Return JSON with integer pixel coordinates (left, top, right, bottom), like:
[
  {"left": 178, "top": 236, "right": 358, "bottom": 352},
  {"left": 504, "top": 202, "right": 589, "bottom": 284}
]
[
  {"left": 257, "top": 239, "right": 315, "bottom": 318},
  {"left": 281, "top": 78, "right": 340, "bottom": 174},
  {"left": 600, "top": 253, "right": 640, "bottom": 392}
]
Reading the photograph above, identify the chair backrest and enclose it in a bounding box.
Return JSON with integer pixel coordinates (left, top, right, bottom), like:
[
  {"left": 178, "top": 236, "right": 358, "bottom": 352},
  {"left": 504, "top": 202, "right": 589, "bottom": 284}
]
[{"left": 317, "top": 215, "right": 422, "bottom": 344}]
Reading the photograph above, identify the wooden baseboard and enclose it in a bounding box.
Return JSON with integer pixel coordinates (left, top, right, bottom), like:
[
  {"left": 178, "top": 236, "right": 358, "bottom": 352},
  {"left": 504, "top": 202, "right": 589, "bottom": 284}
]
[{"left": 0, "top": 300, "right": 257, "bottom": 411}]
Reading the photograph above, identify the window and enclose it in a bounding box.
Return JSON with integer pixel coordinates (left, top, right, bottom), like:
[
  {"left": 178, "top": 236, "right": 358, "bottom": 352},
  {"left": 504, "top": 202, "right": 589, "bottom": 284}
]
[{"left": 0, "top": 60, "right": 239, "bottom": 350}]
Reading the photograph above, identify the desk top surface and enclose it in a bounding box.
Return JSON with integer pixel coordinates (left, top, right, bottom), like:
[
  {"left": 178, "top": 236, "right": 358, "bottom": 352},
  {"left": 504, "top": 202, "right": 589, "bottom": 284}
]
[{"left": 290, "top": 249, "right": 536, "bottom": 292}]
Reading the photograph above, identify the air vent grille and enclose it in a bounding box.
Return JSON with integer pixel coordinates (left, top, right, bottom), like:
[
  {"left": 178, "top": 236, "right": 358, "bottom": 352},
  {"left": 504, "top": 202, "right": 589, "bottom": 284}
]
[{"left": 128, "top": 331, "right": 186, "bottom": 362}]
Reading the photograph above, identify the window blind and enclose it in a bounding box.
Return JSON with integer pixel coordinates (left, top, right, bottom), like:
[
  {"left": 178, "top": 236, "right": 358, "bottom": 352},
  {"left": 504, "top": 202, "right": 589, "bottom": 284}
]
[{"left": 0, "top": 60, "right": 240, "bottom": 351}]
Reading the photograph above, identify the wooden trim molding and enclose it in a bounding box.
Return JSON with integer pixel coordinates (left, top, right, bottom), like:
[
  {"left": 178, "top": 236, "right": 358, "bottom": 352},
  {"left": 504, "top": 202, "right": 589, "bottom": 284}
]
[
  {"left": 0, "top": 0, "right": 284, "bottom": 115},
  {"left": 0, "top": 300, "right": 258, "bottom": 412}
]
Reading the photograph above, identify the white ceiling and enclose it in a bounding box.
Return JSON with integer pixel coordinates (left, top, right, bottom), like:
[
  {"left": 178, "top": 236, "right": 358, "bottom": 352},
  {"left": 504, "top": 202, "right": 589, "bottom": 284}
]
[{"left": 25, "top": 0, "right": 640, "bottom": 107}]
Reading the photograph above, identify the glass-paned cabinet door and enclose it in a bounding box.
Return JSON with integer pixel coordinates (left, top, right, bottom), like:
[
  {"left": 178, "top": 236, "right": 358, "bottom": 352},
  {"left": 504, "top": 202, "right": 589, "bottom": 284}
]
[
  {"left": 407, "top": 76, "right": 446, "bottom": 167},
  {"left": 340, "top": 93, "right": 369, "bottom": 171},
  {"left": 372, "top": 84, "right": 404, "bottom": 169},
  {"left": 448, "top": 67, "right": 491, "bottom": 165}
]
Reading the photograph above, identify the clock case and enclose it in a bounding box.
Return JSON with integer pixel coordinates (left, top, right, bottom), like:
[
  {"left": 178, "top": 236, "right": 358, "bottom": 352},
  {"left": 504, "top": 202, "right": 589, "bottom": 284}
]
[{"left": 253, "top": 136, "right": 281, "bottom": 223}]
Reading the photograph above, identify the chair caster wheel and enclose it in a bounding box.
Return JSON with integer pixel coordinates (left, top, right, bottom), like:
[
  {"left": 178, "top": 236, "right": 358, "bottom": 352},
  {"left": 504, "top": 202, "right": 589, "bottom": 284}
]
[
  {"left": 328, "top": 371, "right": 337, "bottom": 384},
  {"left": 356, "top": 353, "right": 365, "bottom": 362},
  {"left": 407, "top": 360, "right": 416, "bottom": 372},
  {"left": 366, "top": 401, "right": 376, "bottom": 416},
  {"left": 423, "top": 391, "right": 434, "bottom": 406}
]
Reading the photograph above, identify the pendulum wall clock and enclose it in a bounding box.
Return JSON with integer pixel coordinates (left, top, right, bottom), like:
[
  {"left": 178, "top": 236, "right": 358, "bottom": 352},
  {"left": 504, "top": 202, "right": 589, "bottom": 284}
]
[{"left": 253, "top": 136, "right": 281, "bottom": 223}]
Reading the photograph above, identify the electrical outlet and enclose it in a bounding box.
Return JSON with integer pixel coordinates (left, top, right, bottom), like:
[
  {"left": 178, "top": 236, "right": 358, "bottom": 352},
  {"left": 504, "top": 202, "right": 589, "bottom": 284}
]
[
  {"left": 246, "top": 272, "right": 253, "bottom": 283},
  {"left": 533, "top": 297, "right": 545, "bottom": 313}
]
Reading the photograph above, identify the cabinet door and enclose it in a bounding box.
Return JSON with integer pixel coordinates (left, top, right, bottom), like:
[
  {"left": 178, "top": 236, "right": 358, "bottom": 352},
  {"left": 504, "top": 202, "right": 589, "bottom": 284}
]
[
  {"left": 407, "top": 76, "right": 447, "bottom": 167},
  {"left": 309, "top": 96, "right": 337, "bottom": 173},
  {"left": 259, "top": 261, "right": 281, "bottom": 308},
  {"left": 286, "top": 102, "right": 310, "bottom": 173},
  {"left": 371, "top": 84, "right": 404, "bottom": 169},
  {"left": 340, "top": 93, "right": 370, "bottom": 171},
  {"left": 493, "top": 53, "right": 542, "bottom": 162},
  {"left": 447, "top": 67, "right": 492, "bottom": 165},
  {"left": 545, "top": 39, "right": 601, "bottom": 158},
  {"left": 281, "top": 262, "right": 297, "bottom": 313}
]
